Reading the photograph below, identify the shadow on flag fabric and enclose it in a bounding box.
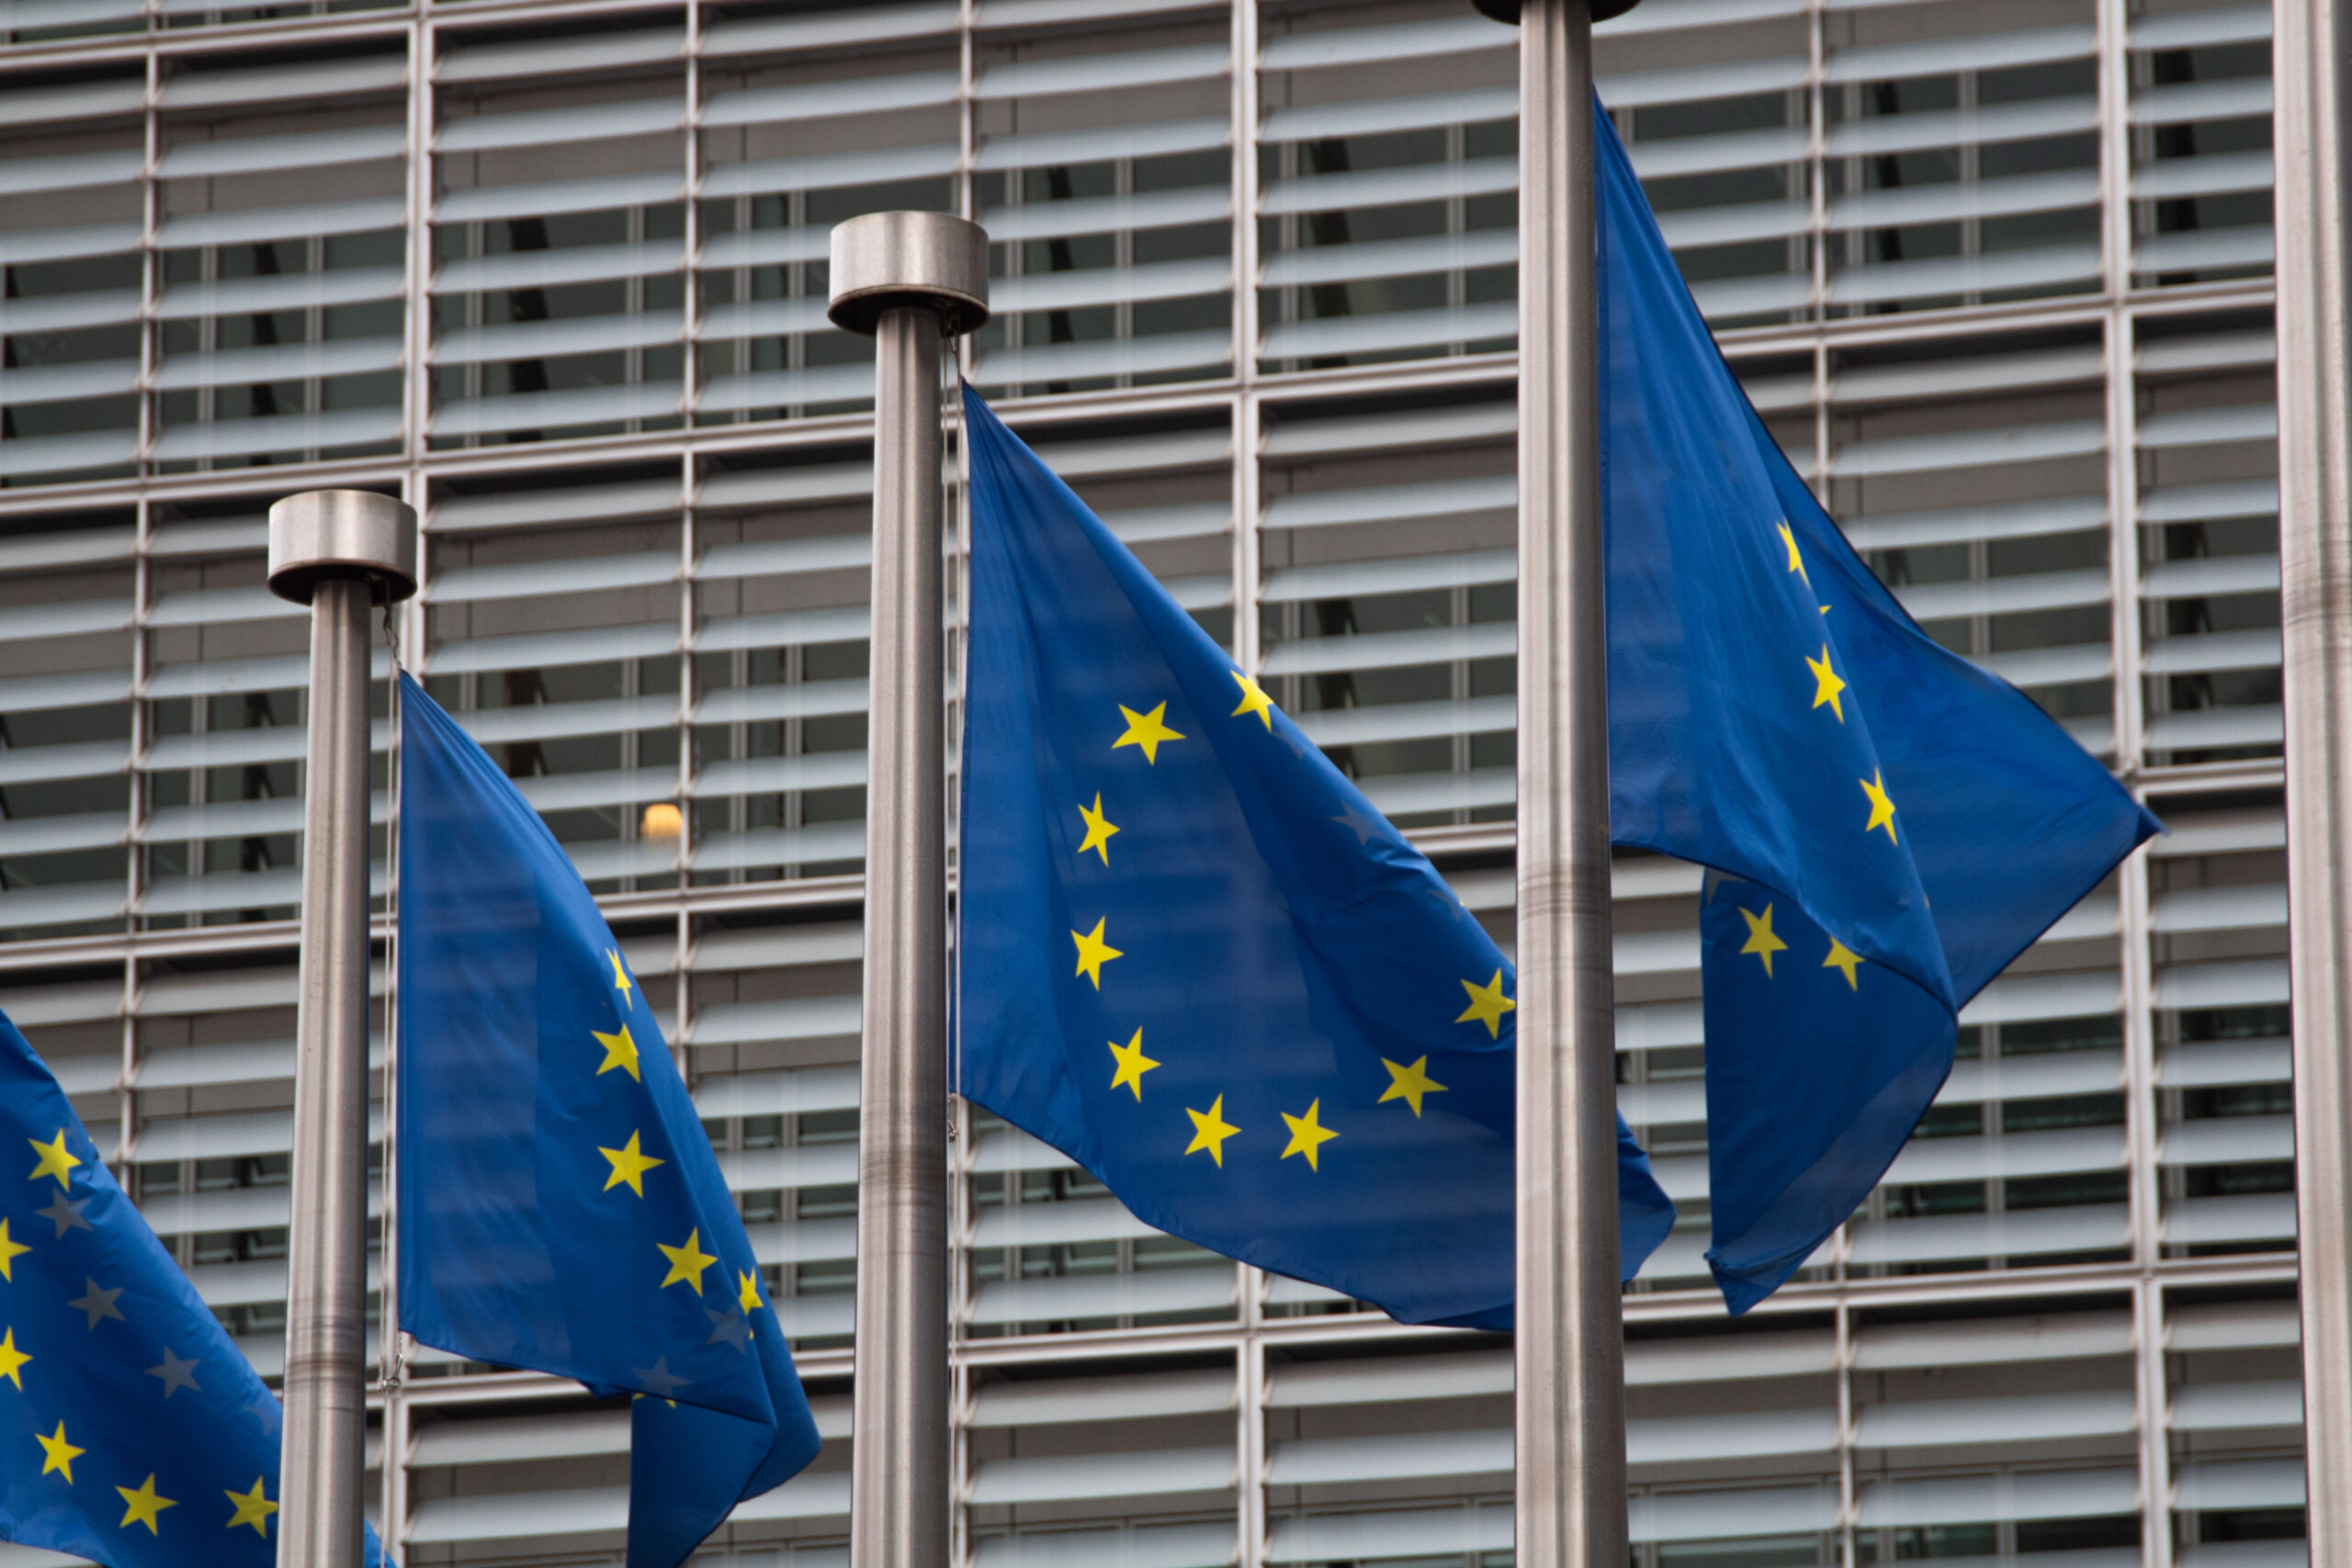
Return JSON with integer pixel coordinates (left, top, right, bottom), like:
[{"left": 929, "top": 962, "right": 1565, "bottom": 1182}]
[
  {"left": 0, "top": 1007, "right": 390, "bottom": 1568},
  {"left": 395, "top": 674, "right": 821, "bottom": 1568},
  {"left": 959, "top": 384, "right": 1678, "bottom": 1330},
  {"left": 1592, "top": 99, "right": 2162, "bottom": 1311}
]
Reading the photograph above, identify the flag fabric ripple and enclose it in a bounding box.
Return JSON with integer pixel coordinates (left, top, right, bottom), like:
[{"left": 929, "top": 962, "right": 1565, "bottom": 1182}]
[
  {"left": 0, "top": 1007, "right": 390, "bottom": 1568},
  {"left": 958, "top": 384, "right": 1677, "bottom": 1331},
  {"left": 394, "top": 673, "right": 820, "bottom": 1568},
  {"left": 1590, "top": 100, "right": 2161, "bottom": 1308}
]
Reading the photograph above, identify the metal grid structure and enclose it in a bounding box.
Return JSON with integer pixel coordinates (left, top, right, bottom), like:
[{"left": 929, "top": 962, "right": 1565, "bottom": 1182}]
[{"left": 0, "top": 0, "right": 2300, "bottom": 1566}]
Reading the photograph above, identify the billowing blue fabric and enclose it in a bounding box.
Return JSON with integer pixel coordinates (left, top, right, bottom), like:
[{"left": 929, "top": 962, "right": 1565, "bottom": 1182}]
[
  {"left": 395, "top": 675, "right": 820, "bottom": 1568},
  {"left": 1593, "top": 103, "right": 2160, "bottom": 1309},
  {"left": 0, "top": 1008, "right": 389, "bottom": 1568},
  {"left": 959, "top": 386, "right": 1677, "bottom": 1330}
]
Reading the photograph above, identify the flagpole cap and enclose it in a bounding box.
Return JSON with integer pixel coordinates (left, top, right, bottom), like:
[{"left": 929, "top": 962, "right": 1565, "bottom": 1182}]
[
  {"left": 1475, "top": 0, "right": 1644, "bottom": 24},
  {"left": 267, "top": 489, "right": 419, "bottom": 606},
  {"left": 827, "top": 210, "right": 991, "bottom": 338}
]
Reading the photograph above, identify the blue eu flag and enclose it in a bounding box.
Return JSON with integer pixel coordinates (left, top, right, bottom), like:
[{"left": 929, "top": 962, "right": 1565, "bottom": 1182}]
[
  {"left": 0, "top": 1008, "right": 390, "bottom": 1568},
  {"left": 1591, "top": 103, "right": 2159, "bottom": 1309},
  {"left": 963, "top": 103, "right": 2159, "bottom": 1325},
  {"left": 394, "top": 674, "right": 821, "bottom": 1568},
  {"left": 959, "top": 386, "right": 1678, "bottom": 1330}
]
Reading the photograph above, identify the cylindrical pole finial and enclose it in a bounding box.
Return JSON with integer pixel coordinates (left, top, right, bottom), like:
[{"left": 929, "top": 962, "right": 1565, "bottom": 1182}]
[
  {"left": 267, "top": 490, "right": 418, "bottom": 607},
  {"left": 1476, "top": 0, "right": 1643, "bottom": 27},
  {"left": 827, "top": 210, "right": 990, "bottom": 338}
]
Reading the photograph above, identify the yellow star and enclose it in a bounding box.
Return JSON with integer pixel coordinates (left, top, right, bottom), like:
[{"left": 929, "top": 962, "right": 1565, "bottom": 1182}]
[
  {"left": 1824, "top": 938, "right": 1864, "bottom": 991},
  {"left": 598, "top": 1131, "right": 666, "bottom": 1197},
  {"left": 738, "top": 1269, "right": 763, "bottom": 1316},
  {"left": 0, "top": 1327, "right": 28, "bottom": 1391},
  {"left": 1860, "top": 771, "right": 1899, "bottom": 843},
  {"left": 116, "top": 1473, "right": 175, "bottom": 1533},
  {"left": 593, "top": 1022, "right": 642, "bottom": 1082},
  {"left": 1076, "top": 794, "right": 1120, "bottom": 864},
  {"left": 1070, "top": 918, "right": 1123, "bottom": 989},
  {"left": 1378, "top": 1055, "right": 1448, "bottom": 1117},
  {"left": 1777, "top": 519, "right": 1809, "bottom": 585},
  {"left": 1738, "top": 905, "right": 1789, "bottom": 977},
  {"left": 607, "top": 948, "right": 634, "bottom": 1008},
  {"left": 27, "top": 1130, "right": 78, "bottom": 1190},
  {"left": 1184, "top": 1096, "right": 1240, "bottom": 1168},
  {"left": 0, "top": 1219, "right": 28, "bottom": 1282},
  {"left": 1454, "top": 970, "right": 1517, "bottom": 1039},
  {"left": 1806, "top": 644, "right": 1847, "bottom": 722},
  {"left": 658, "top": 1228, "right": 718, "bottom": 1294},
  {"left": 1279, "top": 1100, "right": 1340, "bottom": 1171},
  {"left": 223, "top": 1476, "right": 277, "bottom": 1538},
  {"left": 1106, "top": 1028, "right": 1160, "bottom": 1100},
  {"left": 1229, "top": 671, "right": 1275, "bottom": 729},
  {"left": 35, "top": 1422, "right": 81, "bottom": 1482},
  {"left": 1112, "top": 702, "right": 1185, "bottom": 763}
]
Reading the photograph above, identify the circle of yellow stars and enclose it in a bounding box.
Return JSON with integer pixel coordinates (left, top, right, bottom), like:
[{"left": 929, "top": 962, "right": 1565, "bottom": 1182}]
[
  {"left": 1724, "top": 515, "right": 1901, "bottom": 992},
  {"left": 1073, "top": 672, "right": 1513, "bottom": 1181},
  {"left": 0, "top": 1124, "right": 291, "bottom": 1546},
  {"left": 579, "top": 947, "right": 768, "bottom": 1369}
]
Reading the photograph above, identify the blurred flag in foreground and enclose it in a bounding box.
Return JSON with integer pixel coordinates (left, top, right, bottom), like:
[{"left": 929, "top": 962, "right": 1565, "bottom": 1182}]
[
  {"left": 1592, "top": 101, "right": 2160, "bottom": 1308},
  {"left": 958, "top": 385, "right": 1677, "bottom": 1331},
  {"left": 0, "top": 1008, "right": 389, "bottom": 1567},
  {"left": 395, "top": 673, "right": 820, "bottom": 1568}
]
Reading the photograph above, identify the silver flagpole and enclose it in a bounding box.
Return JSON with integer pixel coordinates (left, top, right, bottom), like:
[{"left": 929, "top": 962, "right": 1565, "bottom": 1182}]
[
  {"left": 266, "top": 490, "right": 416, "bottom": 1568},
  {"left": 828, "top": 210, "right": 988, "bottom": 1568},
  {"left": 1474, "top": 1, "right": 1637, "bottom": 1567},
  {"left": 2274, "top": 0, "right": 2352, "bottom": 1559}
]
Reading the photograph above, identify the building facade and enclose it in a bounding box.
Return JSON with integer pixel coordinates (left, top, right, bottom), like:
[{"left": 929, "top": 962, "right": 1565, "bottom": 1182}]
[{"left": 0, "top": 0, "right": 2299, "bottom": 1565}]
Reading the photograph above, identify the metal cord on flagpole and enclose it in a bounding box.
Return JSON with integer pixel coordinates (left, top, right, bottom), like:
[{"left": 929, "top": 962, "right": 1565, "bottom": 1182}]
[
  {"left": 1473, "top": 1, "right": 1636, "bottom": 1567},
  {"left": 377, "top": 606, "right": 407, "bottom": 1397},
  {"left": 266, "top": 490, "right": 417, "bottom": 1568},
  {"left": 828, "top": 210, "right": 988, "bottom": 1568},
  {"left": 2273, "top": 0, "right": 2352, "bottom": 1559}
]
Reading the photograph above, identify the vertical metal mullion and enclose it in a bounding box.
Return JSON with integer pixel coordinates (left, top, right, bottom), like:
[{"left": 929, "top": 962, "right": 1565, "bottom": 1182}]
[
  {"left": 2093, "top": 0, "right": 2135, "bottom": 300},
  {"left": 681, "top": 0, "right": 704, "bottom": 427},
  {"left": 2134, "top": 1273, "right": 2177, "bottom": 1568},
  {"left": 1812, "top": 340, "right": 1831, "bottom": 509},
  {"left": 950, "top": 1325, "right": 971, "bottom": 1568},
  {"left": 1238, "top": 1331, "right": 1266, "bottom": 1568},
  {"left": 2107, "top": 310, "right": 2148, "bottom": 773},
  {"left": 1234, "top": 388, "right": 1262, "bottom": 685},
  {"left": 671, "top": 904, "right": 691, "bottom": 1075},
  {"left": 379, "top": 1374, "right": 412, "bottom": 1568},
  {"left": 128, "top": 498, "right": 153, "bottom": 927},
  {"left": 957, "top": 0, "right": 976, "bottom": 224},
  {"left": 116, "top": 953, "right": 137, "bottom": 1193},
  {"left": 677, "top": 450, "right": 696, "bottom": 892},
  {"left": 1231, "top": 0, "right": 1262, "bottom": 681},
  {"left": 1835, "top": 1298, "right": 1858, "bottom": 1568},
  {"left": 307, "top": 232, "right": 327, "bottom": 461},
  {"left": 1114, "top": 157, "right": 1134, "bottom": 362},
  {"left": 627, "top": 202, "right": 648, "bottom": 428},
  {"left": 1956, "top": 68, "right": 1980, "bottom": 292},
  {"left": 1805, "top": 0, "right": 1827, "bottom": 321},
  {"left": 404, "top": 18, "right": 435, "bottom": 464},
  {"left": 139, "top": 50, "right": 160, "bottom": 475},
  {"left": 1235, "top": 0, "right": 1261, "bottom": 386}
]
